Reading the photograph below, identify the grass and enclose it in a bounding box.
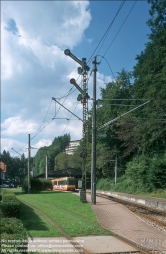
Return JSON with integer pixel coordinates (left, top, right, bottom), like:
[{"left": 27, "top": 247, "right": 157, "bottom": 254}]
[
  {"left": 137, "top": 189, "right": 166, "bottom": 199},
  {"left": 13, "top": 190, "right": 112, "bottom": 237},
  {"left": 19, "top": 201, "right": 62, "bottom": 237}
]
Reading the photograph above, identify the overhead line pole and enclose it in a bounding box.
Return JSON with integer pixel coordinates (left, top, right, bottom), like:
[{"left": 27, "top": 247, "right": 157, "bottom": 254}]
[
  {"left": 115, "top": 154, "right": 117, "bottom": 185},
  {"left": 46, "top": 153, "right": 48, "bottom": 179},
  {"left": 52, "top": 97, "right": 83, "bottom": 122},
  {"left": 64, "top": 49, "right": 90, "bottom": 203},
  {"left": 81, "top": 58, "right": 89, "bottom": 202},
  {"left": 28, "top": 134, "right": 31, "bottom": 194},
  {"left": 91, "top": 56, "right": 98, "bottom": 205}
]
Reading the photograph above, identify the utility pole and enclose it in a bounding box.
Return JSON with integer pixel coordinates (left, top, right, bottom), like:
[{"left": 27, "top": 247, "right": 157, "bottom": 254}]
[
  {"left": 115, "top": 154, "right": 117, "bottom": 185},
  {"left": 64, "top": 49, "right": 90, "bottom": 202},
  {"left": 11, "top": 148, "right": 22, "bottom": 157},
  {"left": 28, "top": 134, "right": 31, "bottom": 194},
  {"left": 81, "top": 58, "right": 88, "bottom": 202},
  {"left": 46, "top": 153, "right": 48, "bottom": 179},
  {"left": 91, "top": 56, "right": 98, "bottom": 205}
]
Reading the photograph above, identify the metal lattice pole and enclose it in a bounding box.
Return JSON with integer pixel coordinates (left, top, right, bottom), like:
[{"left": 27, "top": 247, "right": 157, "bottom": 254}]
[
  {"left": 81, "top": 61, "right": 88, "bottom": 194},
  {"left": 64, "top": 49, "right": 90, "bottom": 202}
]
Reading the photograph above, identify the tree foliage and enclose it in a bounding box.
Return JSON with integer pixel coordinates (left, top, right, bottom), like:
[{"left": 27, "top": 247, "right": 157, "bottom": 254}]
[
  {"left": 95, "top": 0, "right": 166, "bottom": 191},
  {"left": 0, "top": 151, "right": 27, "bottom": 185},
  {"left": 34, "top": 134, "right": 71, "bottom": 175},
  {"left": 1, "top": 1, "right": 166, "bottom": 193}
]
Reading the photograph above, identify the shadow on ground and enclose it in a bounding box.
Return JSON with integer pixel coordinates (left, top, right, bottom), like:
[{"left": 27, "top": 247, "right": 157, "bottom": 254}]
[{"left": 19, "top": 201, "right": 49, "bottom": 237}]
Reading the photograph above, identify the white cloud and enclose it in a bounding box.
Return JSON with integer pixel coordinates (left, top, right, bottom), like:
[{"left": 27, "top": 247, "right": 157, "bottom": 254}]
[
  {"left": 1, "top": 1, "right": 113, "bottom": 156},
  {"left": 1, "top": 1, "right": 91, "bottom": 49},
  {"left": 33, "top": 139, "right": 52, "bottom": 149},
  {"left": 1, "top": 1, "right": 91, "bottom": 120},
  {"left": 1, "top": 116, "right": 38, "bottom": 136},
  {"left": 1, "top": 138, "right": 26, "bottom": 156}
]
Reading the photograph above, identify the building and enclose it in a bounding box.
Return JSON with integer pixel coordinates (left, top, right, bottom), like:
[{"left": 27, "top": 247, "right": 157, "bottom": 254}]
[
  {"left": 65, "top": 140, "right": 80, "bottom": 155},
  {"left": 0, "top": 161, "right": 6, "bottom": 184}
]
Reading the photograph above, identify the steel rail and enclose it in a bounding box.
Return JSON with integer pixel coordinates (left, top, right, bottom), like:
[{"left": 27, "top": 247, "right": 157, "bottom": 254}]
[
  {"left": 19, "top": 199, "right": 86, "bottom": 254},
  {"left": 86, "top": 191, "right": 154, "bottom": 254},
  {"left": 19, "top": 194, "right": 150, "bottom": 254}
]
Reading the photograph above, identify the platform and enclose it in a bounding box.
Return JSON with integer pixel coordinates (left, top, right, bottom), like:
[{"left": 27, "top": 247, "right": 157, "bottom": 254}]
[
  {"left": 28, "top": 236, "right": 139, "bottom": 253},
  {"left": 28, "top": 192, "right": 166, "bottom": 253},
  {"left": 88, "top": 193, "right": 166, "bottom": 251},
  {"left": 97, "top": 190, "right": 166, "bottom": 210}
]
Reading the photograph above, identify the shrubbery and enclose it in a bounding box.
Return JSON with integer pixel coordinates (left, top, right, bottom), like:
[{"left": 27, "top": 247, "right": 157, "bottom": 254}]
[
  {"left": 1, "top": 191, "right": 20, "bottom": 218},
  {"left": 0, "top": 190, "right": 27, "bottom": 254},
  {"left": 0, "top": 217, "right": 28, "bottom": 254},
  {"left": 97, "top": 154, "right": 166, "bottom": 194},
  {"left": 22, "top": 177, "right": 52, "bottom": 193},
  {"left": 96, "top": 178, "right": 112, "bottom": 190}
]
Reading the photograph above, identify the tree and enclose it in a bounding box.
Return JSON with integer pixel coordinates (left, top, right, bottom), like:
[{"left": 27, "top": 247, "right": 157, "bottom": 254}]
[
  {"left": 111, "top": 0, "right": 166, "bottom": 192},
  {"left": 33, "top": 134, "right": 71, "bottom": 175},
  {"left": 130, "top": 0, "right": 166, "bottom": 156},
  {"left": 0, "top": 151, "right": 27, "bottom": 185},
  {"left": 147, "top": 0, "right": 166, "bottom": 37},
  {"left": 95, "top": 70, "right": 133, "bottom": 167}
]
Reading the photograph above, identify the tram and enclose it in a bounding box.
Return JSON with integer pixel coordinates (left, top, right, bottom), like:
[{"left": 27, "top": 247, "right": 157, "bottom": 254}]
[{"left": 51, "top": 177, "right": 76, "bottom": 191}]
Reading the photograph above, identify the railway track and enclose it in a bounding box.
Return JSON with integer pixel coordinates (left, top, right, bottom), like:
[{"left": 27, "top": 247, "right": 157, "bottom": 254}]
[
  {"left": 19, "top": 196, "right": 150, "bottom": 254},
  {"left": 94, "top": 192, "right": 166, "bottom": 233},
  {"left": 20, "top": 199, "right": 86, "bottom": 254},
  {"left": 89, "top": 191, "right": 166, "bottom": 254}
]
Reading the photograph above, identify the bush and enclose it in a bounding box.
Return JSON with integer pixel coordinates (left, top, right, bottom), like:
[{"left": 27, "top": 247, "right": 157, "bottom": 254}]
[
  {"left": 1, "top": 192, "right": 20, "bottom": 218},
  {"left": 96, "top": 178, "right": 112, "bottom": 190},
  {"left": 2, "top": 195, "right": 17, "bottom": 202},
  {"left": 31, "top": 178, "right": 52, "bottom": 193},
  {"left": 22, "top": 177, "right": 52, "bottom": 193},
  {"left": 21, "top": 177, "right": 28, "bottom": 193},
  {"left": 2, "top": 189, "right": 15, "bottom": 196},
  {"left": 1, "top": 201, "right": 20, "bottom": 218},
  {"left": 0, "top": 217, "right": 28, "bottom": 254}
]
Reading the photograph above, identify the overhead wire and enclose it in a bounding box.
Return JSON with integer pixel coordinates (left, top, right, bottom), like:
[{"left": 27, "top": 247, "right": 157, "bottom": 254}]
[
  {"left": 31, "top": 91, "right": 72, "bottom": 140},
  {"left": 87, "top": 0, "right": 126, "bottom": 65},
  {"left": 31, "top": 99, "right": 53, "bottom": 140},
  {"left": 88, "top": 0, "right": 137, "bottom": 80},
  {"left": 97, "top": 1, "right": 126, "bottom": 56},
  {"left": 12, "top": 1, "right": 139, "bottom": 155},
  {"left": 13, "top": 143, "right": 28, "bottom": 155},
  {"left": 102, "top": 0, "right": 137, "bottom": 59},
  {"left": 8, "top": 87, "right": 78, "bottom": 157},
  {"left": 62, "top": 101, "right": 80, "bottom": 135},
  {"left": 97, "top": 54, "right": 116, "bottom": 79}
]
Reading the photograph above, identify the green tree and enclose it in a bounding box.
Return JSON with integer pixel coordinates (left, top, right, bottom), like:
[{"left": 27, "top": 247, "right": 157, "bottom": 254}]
[
  {"left": 33, "top": 134, "right": 71, "bottom": 175},
  {"left": 93, "top": 70, "right": 133, "bottom": 177},
  {"left": 110, "top": 0, "right": 166, "bottom": 192},
  {"left": 0, "top": 151, "right": 27, "bottom": 185}
]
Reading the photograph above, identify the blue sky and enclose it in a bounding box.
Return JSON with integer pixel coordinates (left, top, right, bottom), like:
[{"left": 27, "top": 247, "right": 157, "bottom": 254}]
[{"left": 1, "top": 0, "right": 151, "bottom": 157}]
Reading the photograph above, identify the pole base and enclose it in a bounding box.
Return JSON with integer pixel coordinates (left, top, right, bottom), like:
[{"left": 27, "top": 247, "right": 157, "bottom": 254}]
[{"left": 80, "top": 190, "right": 87, "bottom": 203}]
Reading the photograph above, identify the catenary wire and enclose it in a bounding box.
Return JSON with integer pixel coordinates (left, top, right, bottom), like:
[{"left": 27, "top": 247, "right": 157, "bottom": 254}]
[
  {"left": 62, "top": 101, "right": 80, "bottom": 135},
  {"left": 31, "top": 99, "right": 53, "bottom": 140},
  {"left": 102, "top": 0, "right": 137, "bottom": 59},
  {"left": 97, "top": 55, "right": 116, "bottom": 79},
  {"left": 31, "top": 91, "right": 72, "bottom": 139},
  {"left": 87, "top": 0, "right": 126, "bottom": 65},
  {"left": 89, "top": 1, "right": 137, "bottom": 80},
  {"left": 97, "top": 1, "right": 126, "bottom": 56}
]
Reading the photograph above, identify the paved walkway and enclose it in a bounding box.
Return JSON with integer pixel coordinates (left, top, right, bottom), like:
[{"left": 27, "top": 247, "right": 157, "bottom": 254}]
[
  {"left": 86, "top": 193, "right": 166, "bottom": 251},
  {"left": 28, "top": 236, "right": 139, "bottom": 253},
  {"left": 28, "top": 192, "right": 166, "bottom": 253}
]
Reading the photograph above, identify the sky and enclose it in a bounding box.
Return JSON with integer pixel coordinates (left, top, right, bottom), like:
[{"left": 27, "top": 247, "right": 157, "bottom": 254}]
[{"left": 1, "top": 0, "right": 151, "bottom": 158}]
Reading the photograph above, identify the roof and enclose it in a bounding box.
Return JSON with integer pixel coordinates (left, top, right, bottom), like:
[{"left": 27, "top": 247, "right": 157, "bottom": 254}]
[
  {"left": 36, "top": 168, "right": 91, "bottom": 179},
  {"left": 0, "top": 161, "right": 6, "bottom": 172}
]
